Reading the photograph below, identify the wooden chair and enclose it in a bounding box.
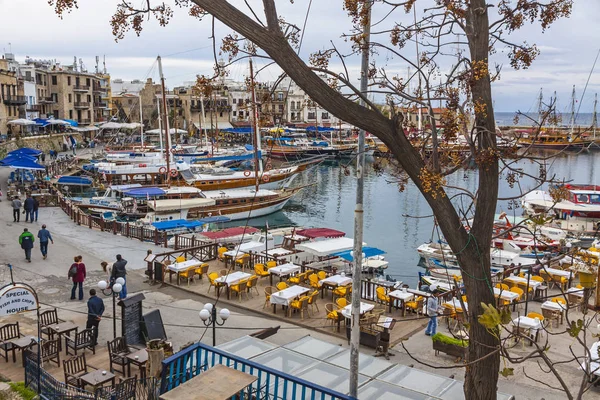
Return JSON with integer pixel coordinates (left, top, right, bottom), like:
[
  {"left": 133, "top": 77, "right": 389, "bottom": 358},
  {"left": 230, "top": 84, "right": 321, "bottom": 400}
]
[
  {"left": 307, "top": 290, "right": 320, "bottom": 315},
  {"left": 220, "top": 269, "right": 229, "bottom": 277},
  {"left": 405, "top": 296, "right": 424, "bottom": 315},
  {"left": 218, "top": 247, "right": 228, "bottom": 262},
  {"left": 276, "top": 281, "right": 288, "bottom": 291},
  {"left": 289, "top": 272, "right": 307, "bottom": 285},
  {"left": 230, "top": 279, "right": 249, "bottom": 302},
  {"left": 567, "top": 293, "right": 584, "bottom": 310},
  {"left": 254, "top": 264, "right": 270, "bottom": 279},
  {"left": 41, "top": 338, "right": 60, "bottom": 367},
  {"left": 317, "top": 271, "right": 327, "bottom": 280},
  {"left": 112, "top": 376, "right": 137, "bottom": 400},
  {"left": 376, "top": 287, "right": 390, "bottom": 306},
  {"left": 541, "top": 308, "right": 561, "bottom": 329},
  {"left": 325, "top": 303, "right": 340, "bottom": 331},
  {"left": 531, "top": 275, "right": 548, "bottom": 299},
  {"left": 333, "top": 285, "right": 351, "bottom": 300},
  {"left": 194, "top": 263, "right": 210, "bottom": 281},
  {"left": 64, "top": 353, "right": 94, "bottom": 388},
  {"left": 39, "top": 309, "right": 59, "bottom": 340},
  {"left": 179, "top": 266, "right": 197, "bottom": 286},
  {"left": 336, "top": 297, "right": 348, "bottom": 309},
  {"left": 290, "top": 296, "right": 310, "bottom": 319},
  {"left": 264, "top": 287, "right": 276, "bottom": 309},
  {"left": 107, "top": 337, "right": 131, "bottom": 375},
  {"left": 207, "top": 272, "right": 224, "bottom": 294},
  {"left": 235, "top": 254, "right": 250, "bottom": 270},
  {"left": 0, "top": 322, "right": 21, "bottom": 362},
  {"left": 65, "top": 328, "right": 95, "bottom": 356},
  {"left": 246, "top": 275, "right": 260, "bottom": 296},
  {"left": 266, "top": 260, "right": 277, "bottom": 269}
]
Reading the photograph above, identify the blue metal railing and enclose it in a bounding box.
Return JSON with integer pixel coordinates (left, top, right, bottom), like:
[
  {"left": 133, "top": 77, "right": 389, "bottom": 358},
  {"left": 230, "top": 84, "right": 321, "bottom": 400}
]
[{"left": 160, "top": 342, "right": 353, "bottom": 400}]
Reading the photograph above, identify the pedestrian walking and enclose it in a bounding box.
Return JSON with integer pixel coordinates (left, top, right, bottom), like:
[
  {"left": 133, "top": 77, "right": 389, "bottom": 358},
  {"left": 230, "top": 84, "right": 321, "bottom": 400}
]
[
  {"left": 19, "top": 228, "right": 35, "bottom": 262},
  {"left": 23, "top": 194, "right": 34, "bottom": 223},
  {"left": 424, "top": 284, "right": 440, "bottom": 336},
  {"left": 86, "top": 289, "right": 104, "bottom": 346},
  {"left": 32, "top": 196, "right": 39, "bottom": 222},
  {"left": 40, "top": 152, "right": 46, "bottom": 164},
  {"left": 11, "top": 196, "right": 22, "bottom": 222},
  {"left": 68, "top": 255, "right": 86, "bottom": 300},
  {"left": 111, "top": 254, "right": 128, "bottom": 299},
  {"left": 37, "top": 225, "right": 54, "bottom": 259}
]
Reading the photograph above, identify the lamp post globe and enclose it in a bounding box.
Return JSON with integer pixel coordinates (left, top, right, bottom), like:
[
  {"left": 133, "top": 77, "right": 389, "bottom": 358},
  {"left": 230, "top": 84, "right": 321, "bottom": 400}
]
[
  {"left": 220, "top": 308, "right": 230, "bottom": 321},
  {"left": 112, "top": 283, "right": 123, "bottom": 294},
  {"left": 204, "top": 303, "right": 214, "bottom": 312},
  {"left": 199, "top": 309, "right": 210, "bottom": 321},
  {"left": 98, "top": 280, "right": 108, "bottom": 290},
  {"left": 115, "top": 277, "right": 125, "bottom": 286}
]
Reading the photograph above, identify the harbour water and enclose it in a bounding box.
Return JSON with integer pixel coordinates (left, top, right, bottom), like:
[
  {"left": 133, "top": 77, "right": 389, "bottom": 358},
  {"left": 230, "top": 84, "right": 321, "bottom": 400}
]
[{"left": 239, "top": 149, "right": 600, "bottom": 288}]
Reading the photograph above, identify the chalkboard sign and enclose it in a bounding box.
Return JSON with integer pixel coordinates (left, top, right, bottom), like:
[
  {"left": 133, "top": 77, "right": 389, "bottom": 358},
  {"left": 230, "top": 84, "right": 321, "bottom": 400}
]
[
  {"left": 118, "top": 293, "right": 145, "bottom": 345},
  {"left": 142, "top": 309, "right": 167, "bottom": 342}
]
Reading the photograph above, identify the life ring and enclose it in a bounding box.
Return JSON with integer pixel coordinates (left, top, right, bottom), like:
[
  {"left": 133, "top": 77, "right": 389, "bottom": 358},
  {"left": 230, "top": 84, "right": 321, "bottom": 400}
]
[
  {"left": 138, "top": 163, "right": 147, "bottom": 167},
  {"left": 158, "top": 166, "right": 167, "bottom": 174},
  {"left": 170, "top": 169, "right": 178, "bottom": 177},
  {"left": 265, "top": 162, "right": 272, "bottom": 171},
  {"left": 262, "top": 174, "right": 270, "bottom": 183},
  {"left": 244, "top": 170, "right": 251, "bottom": 177},
  {"left": 170, "top": 148, "right": 177, "bottom": 154}
]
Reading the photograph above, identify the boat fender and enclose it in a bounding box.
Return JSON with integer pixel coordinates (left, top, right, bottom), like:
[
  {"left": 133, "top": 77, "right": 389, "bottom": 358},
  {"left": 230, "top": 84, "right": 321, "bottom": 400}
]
[
  {"left": 265, "top": 162, "right": 272, "bottom": 171},
  {"left": 170, "top": 169, "right": 178, "bottom": 177},
  {"left": 263, "top": 174, "right": 270, "bottom": 182},
  {"left": 159, "top": 166, "right": 167, "bottom": 174},
  {"left": 170, "top": 148, "right": 177, "bottom": 153},
  {"left": 139, "top": 163, "right": 147, "bottom": 167},
  {"left": 244, "top": 170, "right": 251, "bottom": 177}
]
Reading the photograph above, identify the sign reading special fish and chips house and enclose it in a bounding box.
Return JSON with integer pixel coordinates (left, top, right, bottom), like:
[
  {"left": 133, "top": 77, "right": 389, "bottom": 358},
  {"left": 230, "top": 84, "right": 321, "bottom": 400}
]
[{"left": 0, "top": 284, "right": 39, "bottom": 316}]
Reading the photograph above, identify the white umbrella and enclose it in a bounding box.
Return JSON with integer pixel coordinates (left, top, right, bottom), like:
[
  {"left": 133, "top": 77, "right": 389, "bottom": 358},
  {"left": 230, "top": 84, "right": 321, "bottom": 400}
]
[
  {"left": 46, "top": 119, "right": 70, "bottom": 125},
  {"left": 7, "top": 119, "right": 37, "bottom": 126},
  {"left": 121, "top": 123, "right": 142, "bottom": 129},
  {"left": 145, "top": 128, "right": 187, "bottom": 134},
  {"left": 99, "top": 122, "right": 124, "bottom": 129}
]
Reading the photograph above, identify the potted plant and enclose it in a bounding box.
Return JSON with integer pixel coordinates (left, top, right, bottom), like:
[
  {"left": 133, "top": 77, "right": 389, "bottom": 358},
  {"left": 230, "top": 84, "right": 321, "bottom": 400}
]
[{"left": 432, "top": 333, "right": 468, "bottom": 359}]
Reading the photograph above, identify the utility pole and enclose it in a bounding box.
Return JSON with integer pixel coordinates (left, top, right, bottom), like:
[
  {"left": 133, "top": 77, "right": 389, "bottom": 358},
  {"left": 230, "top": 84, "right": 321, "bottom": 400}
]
[
  {"left": 158, "top": 56, "right": 171, "bottom": 183},
  {"left": 350, "top": 1, "right": 371, "bottom": 398},
  {"left": 139, "top": 94, "right": 144, "bottom": 147},
  {"left": 593, "top": 93, "right": 597, "bottom": 140}
]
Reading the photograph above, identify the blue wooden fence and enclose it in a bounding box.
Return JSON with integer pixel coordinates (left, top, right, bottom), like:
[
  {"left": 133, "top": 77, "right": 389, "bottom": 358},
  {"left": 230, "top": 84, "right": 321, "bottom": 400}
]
[{"left": 160, "top": 342, "right": 353, "bottom": 400}]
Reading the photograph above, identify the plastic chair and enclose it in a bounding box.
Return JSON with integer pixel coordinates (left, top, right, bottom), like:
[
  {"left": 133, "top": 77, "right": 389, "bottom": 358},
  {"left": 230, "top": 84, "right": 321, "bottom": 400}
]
[
  {"left": 207, "top": 272, "right": 223, "bottom": 294},
  {"left": 333, "top": 285, "right": 351, "bottom": 299},
  {"left": 276, "top": 281, "right": 288, "bottom": 291},
  {"left": 289, "top": 272, "right": 306, "bottom": 285},
  {"left": 405, "top": 296, "right": 424, "bottom": 315},
  {"left": 309, "top": 274, "right": 321, "bottom": 289},
  {"left": 336, "top": 297, "right": 348, "bottom": 308},
  {"left": 218, "top": 247, "right": 228, "bottom": 262}
]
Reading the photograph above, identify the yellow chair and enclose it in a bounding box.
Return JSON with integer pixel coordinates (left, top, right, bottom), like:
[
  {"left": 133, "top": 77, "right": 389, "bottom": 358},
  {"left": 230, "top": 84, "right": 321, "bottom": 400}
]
[
  {"left": 207, "top": 272, "right": 223, "bottom": 294},
  {"left": 495, "top": 283, "right": 509, "bottom": 291},
  {"left": 289, "top": 272, "right": 307, "bottom": 285},
  {"left": 266, "top": 260, "right": 277, "bottom": 269},
  {"left": 333, "top": 285, "right": 351, "bottom": 300},
  {"left": 178, "top": 266, "right": 197, "bottom": 286},
  {"left": 276, "top": 281, "right": 288, "bottom": 291},
  {"left": 264, "top": 286, "right": 275, "bottom": 309},
  {"left": 376, "top": 287, "right": 390, "bottom": 305},
  {"left": 551, "top": 297, "right": 566, "bottom": 305},
  {"left": 218, "top": 247, "right": 228, "bottom": 262},
  {"left": 531, "top": 276, "right": 544, "bottom": 283},
  {"left": 307, "top": 290, "right": 320, "bottom": 315},
  {"left": 317, "top": 271, "right": 327, "bottom": 280},
  {"left": 194, "top": 263, "right": 210, "bottom": 280},
  {"left": 230, "top": 279, "right": 249, "bottom": 302},
  {"left": 461, "top": 295, "right": 468, "bottom": 304},
  {"left": 246, "top": 275, "right": 260, "bottom": 296},
  {"left": 325, "top": 303, "right": 339, "bottom": 330},
  {"left": 336, "top": 297, "right": 348, "bottom": 309},
  {"left": 576, "top": 284, "right": 583, "bottom": 289},
  {"left": 527, "top": 312, "right": 545, "bottom": 322},
  {"left": 309, "top": 274, "right": 321, "bottom": 289},
  {"left": 175, "top": 255, "right": 186, "bottom": 263},
  {"left": 551, "top": 275, "right": 568, "bottom": 291},
  {"left": 290, "top": 296, "right": 310, "bottom": 319},
  {"left": 518, "top": 272, "right": 525, "bottom": 278},
  {"left": 235, "top": 254, "right": 250, "bottom": 269},
  {"left": 254, "top": 264, "right": 270, "bottom": 279},
  {"left": 405, "top": 296, "right": 424, "bottom": 315},
  {"left": 510, "top": 287, "right": 524, "bottom": 301}
]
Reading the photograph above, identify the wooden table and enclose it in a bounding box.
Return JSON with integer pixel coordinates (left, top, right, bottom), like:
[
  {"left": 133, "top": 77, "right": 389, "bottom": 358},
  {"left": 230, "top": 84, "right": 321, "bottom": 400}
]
[
  {"left": 127, "top": 348, "right": 148, "bottom": 378},
  {"left": 541, "top": 301, "right": 566, "bottom": 324},
  {"left": 80, "top": 369, "right": 116, "bottom": 392},
  {"left": 268, "top": 263, "right": 301, "bottom": 286},
  {"left": 10, "top": 336, "right": 38, "bottom": 366},
  {"left": 47, "top": 322, "right": 78, "bottom": 351},
  {"left": 159, "top": 364, "right": 257, "bottom": 400},
  {"left": 387, "top": 290, "right": 414, "bottom": 316},
  {"left": 168, "top": 260, "right": 203, "bottom": 285}
]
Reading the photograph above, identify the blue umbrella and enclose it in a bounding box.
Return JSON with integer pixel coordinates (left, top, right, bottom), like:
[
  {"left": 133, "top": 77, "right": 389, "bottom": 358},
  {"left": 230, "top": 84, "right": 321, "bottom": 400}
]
[
  {"left": 0, "top": 155, "right": 45, "bottom": 171},
  {"left": 0, "top": 154, "right": 37, "bottom": 165},
  {"left": 8, "top": 147, "right": 42, "bottom": 157},
  {"left": 62, "top": 119, "right": 79, "bottom": 127},
  {"left": 332, "top": 246, "right": 386, "bottom": 262}
]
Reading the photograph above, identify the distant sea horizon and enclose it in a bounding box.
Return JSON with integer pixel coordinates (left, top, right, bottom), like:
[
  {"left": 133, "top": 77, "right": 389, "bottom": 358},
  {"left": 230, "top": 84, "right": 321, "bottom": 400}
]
[{"left": 495, "top": 112, "right": 595, "bottom": 127}]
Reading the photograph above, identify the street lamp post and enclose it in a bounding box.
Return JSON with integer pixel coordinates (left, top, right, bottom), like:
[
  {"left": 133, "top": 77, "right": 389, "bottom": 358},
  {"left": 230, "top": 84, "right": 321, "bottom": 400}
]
[
  {"left": 97, "top": 277, "right": 124, "bottom": 339},
  {"left": 199, "top": 303, "right": 230, "bottom": 347}
]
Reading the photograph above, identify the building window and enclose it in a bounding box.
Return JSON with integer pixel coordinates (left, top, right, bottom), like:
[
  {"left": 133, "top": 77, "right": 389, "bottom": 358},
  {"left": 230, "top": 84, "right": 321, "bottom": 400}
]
[
  {"left": 322, "top": 112, "right": 329, "bottom": 119},
  {"left": 87, "top": 110, "right": 91, "bottom": 118},
  {"left": 278, "top": 92, "right": 284, "bottom": 101},
  {"left": 68, "top": 94, "right": 72, "bottom": 103},
  {"left": 51, "top": 76, "right": 57, "bottom": 85},
  {"left": 86, "top": 78, "right": 90, "bottom": 86},
  {"left": 53, "top": 110, "right": 58, "bottom": 118},
  {"left": 87, "top": 95, "right": 91, "bottom": 102},
  {"left": 69, "top": 110, "right": 73, "bottom": 119},
  {"left": 233, "top": 111, "right": 237, "bottom": 116},
  {"left": 67, "top": 76, "right": 71, "bottom": 85},
  {"left": 279, "top": 105, "right": 284, "bottom": 113},
  {"left": 308, "top": 112, "right": 316, "bottom": 120},
  {"left": 219, "top": 112, "right": 223, "bottom": 117},
  {"left": 233, "top": 98, "right": 237, "bottom": 104},
  {"left": 239, "top": 111, "right": 244, "bottom": 118}
]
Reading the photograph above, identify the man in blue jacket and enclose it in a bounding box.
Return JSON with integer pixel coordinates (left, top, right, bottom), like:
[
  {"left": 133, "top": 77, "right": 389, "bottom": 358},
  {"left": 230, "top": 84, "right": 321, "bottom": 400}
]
[
  {"left": 23, "top": 194, "right": 34, "bottom": 223},
  {"left": 86, "top": 289, "right": 105, "bottom": 346},
  {"left": 37, "top": 225, "right": 54, "bottom": 260}
]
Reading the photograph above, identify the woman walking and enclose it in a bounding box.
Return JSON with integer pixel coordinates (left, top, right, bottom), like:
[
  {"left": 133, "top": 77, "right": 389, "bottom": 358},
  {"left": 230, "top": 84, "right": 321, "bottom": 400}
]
[{"left": 69, "top": 255, "right": 86, "bottom": 300}]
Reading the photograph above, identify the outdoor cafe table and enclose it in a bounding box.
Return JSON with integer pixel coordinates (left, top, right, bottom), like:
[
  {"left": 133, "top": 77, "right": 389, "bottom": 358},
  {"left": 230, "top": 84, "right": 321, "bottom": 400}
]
[
  {"left": 512, "top": 316, "right": 543, "bottom": 343},
  {"left": 442, "top": 298, "right": 468, "bottom": 313},
  {"left": 340, "top": 302, "right": 375, "bottom": 319},
  {"left": 541, "top": 300, "right": 566, "bottom": 324},
  {"left": 9, "top": 336, "right": 38, "bottom": 366},
  {"left": 215, "top": 271, "right": 253, "bottom": 299},
  {"left": 168, "top": 260, "right": 202, "bottom": 285},
  {"left": 126, "top": 348, "right": 148, "bottom": 378},
  {"left": 47, "top": 322, "right": 78, "bottom": 351},
  {"left": 567, "top": 287, "right": 585, "bottom": 297},
  {"left": 583, "top": 341, "right": 600, "bottom": 379},
  {"left": 503, "top": 275, "right": 542, "bottom": 289},
  {"left": 270, "top": 285, "right": 310, "bottom": 315},
  {"left": 80, "top": 369, "right": 116, "bottom": 392},
  {"left": 320, "top": 274, "right": 353, "bottom": 299},
  {"left": 268, "top": 263, "right": 301, "bottom": 286},
  {"left": 387, "top": 290, "right": 414, "bottom": 316}
]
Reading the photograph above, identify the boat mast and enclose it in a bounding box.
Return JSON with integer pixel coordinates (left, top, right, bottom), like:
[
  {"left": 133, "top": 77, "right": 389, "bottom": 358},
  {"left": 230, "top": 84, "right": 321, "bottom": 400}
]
[
  {"left": 199, "top": 94, "right": 207, "bottom": 147},
  {"left": 570, "top": 85, "right": 576, "bottom": 135},
  {"left": 139, "top": 94, "right": 144, "bottom": 147},
  {"left": 158, "top": 56, "right": 171, "bottom": 183},
  {"left": 537, "top": 88, "right": 543, "bottom": 125},
  {"left": 593, "top": 93, "right": 598, "bottom": 139},
  {"left": 157, "top": 95, "right": 164, "bottom": 154},
  {"left": 249, "top": 58, "right": 261, "bottom": 191}
]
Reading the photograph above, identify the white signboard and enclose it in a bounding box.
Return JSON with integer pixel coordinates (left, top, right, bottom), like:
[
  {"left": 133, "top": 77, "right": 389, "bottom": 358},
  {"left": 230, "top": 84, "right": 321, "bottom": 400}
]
[{"left": 0, "top": 284, "right": 38, "bottom": 316}]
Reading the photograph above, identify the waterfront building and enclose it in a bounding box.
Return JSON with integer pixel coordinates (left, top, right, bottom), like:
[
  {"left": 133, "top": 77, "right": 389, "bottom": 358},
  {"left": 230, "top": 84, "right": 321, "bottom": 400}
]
[{"left": 0, "top": 54, "right": 26, "bottom": 135}]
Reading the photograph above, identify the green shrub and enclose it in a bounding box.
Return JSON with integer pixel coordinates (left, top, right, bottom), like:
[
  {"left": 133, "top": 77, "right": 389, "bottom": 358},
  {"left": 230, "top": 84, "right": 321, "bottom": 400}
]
[
  {"left": 431, "top": 333, "right": 469, "bottom": 348},
  {"left": 8, "top": 382, "right": 36, "bottom": 400}
]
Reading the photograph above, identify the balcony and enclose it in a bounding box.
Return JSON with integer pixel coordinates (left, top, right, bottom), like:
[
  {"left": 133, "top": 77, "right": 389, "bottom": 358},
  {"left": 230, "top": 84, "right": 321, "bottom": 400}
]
[
  {"left": 77, "top": 119, "right": 91, "bottom": 125},
  {"left": 38, "top": 97, "right": 55, "bottom": 104},
  {"left": 73, "top": 85, "right": 90, "bottom": 91},
  {"left": 74, "top": 102, "right": 90, "bottom": 109},
  {"left": 26, "top": 104, "right": 43, "bottom": 112},
  {"left": 94, "top": 101, "right": 108, "bottom": 108},
  {"left": 3, "top": 95, "right": 27, "bottom": 105},
  {"left": 93, "top": 86, "right": 108, "bottom": 93}
]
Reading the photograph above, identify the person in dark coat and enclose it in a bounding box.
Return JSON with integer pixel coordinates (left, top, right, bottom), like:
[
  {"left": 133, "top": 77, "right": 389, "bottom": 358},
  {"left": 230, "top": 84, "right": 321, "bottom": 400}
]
[
  {"left": 86, "top": 289, "right": 104, "bottom": 346},
  {"left": 11, "top": 196, "right": 21, "bottom": 222},
  {"left": 19, "top": 228, "right": 35, "bottom": 262},
  {"left": 32, "top": 197, "right": 39, "bottom": 222},
  {"left": 23, "top": 194, "right": 34, "bottom": 223},
  {"left": 111, "top": 254, "right": 128, "bottom": 299},
  {"left": 69, "top": 255, "right": 86, "bottom": 300},
  {"left": 37, "top": 224, "right": 54, "bottom": 259}
]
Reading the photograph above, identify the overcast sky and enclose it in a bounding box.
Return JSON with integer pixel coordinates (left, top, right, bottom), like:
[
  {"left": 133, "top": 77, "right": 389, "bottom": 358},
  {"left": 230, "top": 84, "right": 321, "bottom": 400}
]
[{"left": 1, "top": 0, "right": 599, "bottom": 114}]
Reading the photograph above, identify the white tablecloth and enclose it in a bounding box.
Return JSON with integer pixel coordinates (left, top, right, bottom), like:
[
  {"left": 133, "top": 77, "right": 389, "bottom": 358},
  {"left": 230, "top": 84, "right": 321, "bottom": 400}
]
[
  {"left": 542, "top": 268, "right": 573, "bottom": 278},
  {"left": 493, "top": 288, "right": 520, "bottom": 302},
  {"left": 503, "top": 276, "right": 541, "bottom": 288},
  {"left": 588, "top": 342, "right": 600, "bottom": 377},
  {"left": 223, "top": 249, "right": 245, "bottom": 258},
  {"left": 262, "top": 248, "right": 294, "bottom": 257},
  {"left": 168, "top": 260, "right": 202, "bottom": 273},
  {"left": 270, "top": 285, "right": 310, "bottom": 306},
  {"left": 215, "top": 271, "right": 252, "bottom": 286},
  {"left": 541, "top": 300, "right": 567, "bottom": 311},
  {"left": 442, "top": 298, "right": 468, "bottom": 312},
  {"left": 567, "top": 287, "right": 585, "bottom": 298},
  {"left": 388, "top": 290, "right": 414, "bottom": 302},
  {"left": 341, "top": 302, "right": 375, "bottom": 319},
  {"left": 321, "top": 275, "right": 352, "bottom": 287},
  {"left": 269, "top": 263, "right": 301, "bottom": 277},
  {"left": 512, "top": 316, "right": 542, "bottom": 330}
]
